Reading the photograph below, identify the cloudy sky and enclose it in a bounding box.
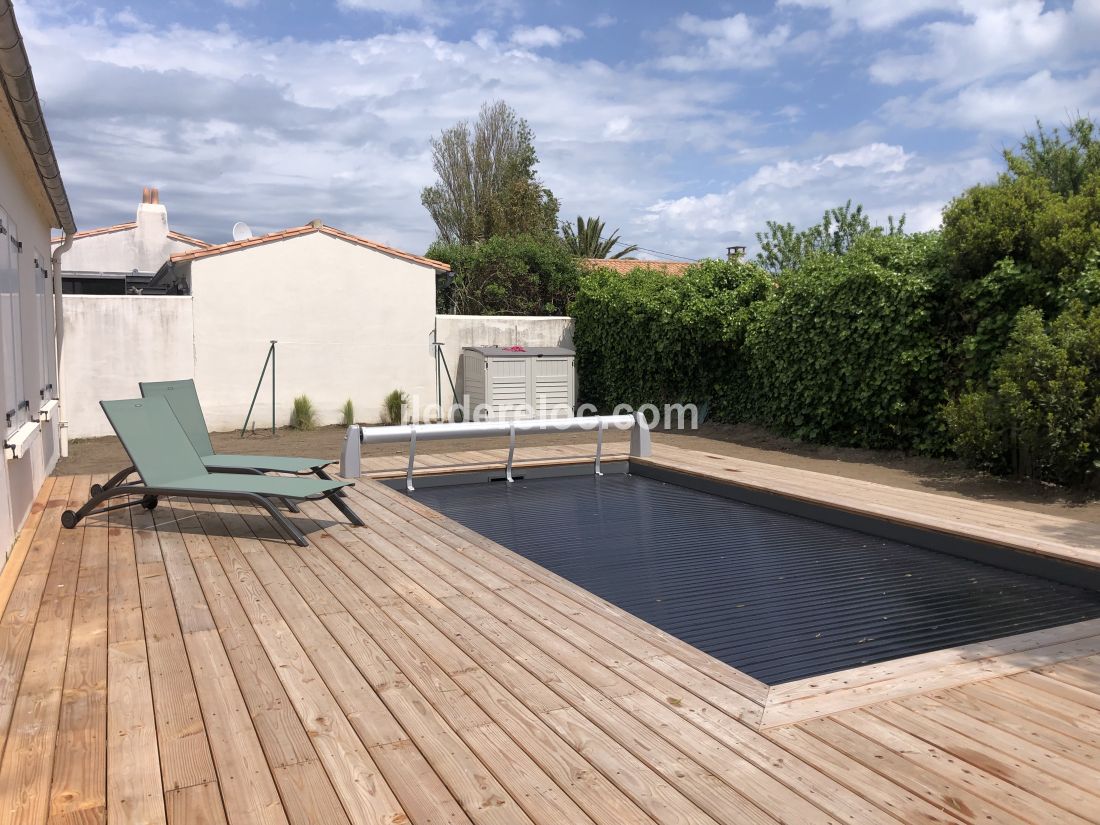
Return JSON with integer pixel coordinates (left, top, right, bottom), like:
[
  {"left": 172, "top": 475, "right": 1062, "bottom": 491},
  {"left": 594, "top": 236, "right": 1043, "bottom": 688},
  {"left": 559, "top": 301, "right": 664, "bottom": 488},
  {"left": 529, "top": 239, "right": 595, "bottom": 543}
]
[{"left": 27, "top": 0, "right": 1100, "bottom": 259}]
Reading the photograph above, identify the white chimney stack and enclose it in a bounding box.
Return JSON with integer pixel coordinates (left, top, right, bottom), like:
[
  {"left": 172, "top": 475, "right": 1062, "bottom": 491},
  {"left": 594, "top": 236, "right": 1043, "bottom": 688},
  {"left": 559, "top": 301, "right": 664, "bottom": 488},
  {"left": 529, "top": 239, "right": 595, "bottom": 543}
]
[{"left": 135, "top": 186, "right": 170, "bottom": 271}]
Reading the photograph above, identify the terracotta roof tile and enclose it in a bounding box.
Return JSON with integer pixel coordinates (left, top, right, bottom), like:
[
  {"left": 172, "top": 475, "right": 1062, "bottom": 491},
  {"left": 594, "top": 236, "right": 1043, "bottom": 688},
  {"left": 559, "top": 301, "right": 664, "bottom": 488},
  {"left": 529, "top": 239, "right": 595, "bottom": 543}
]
[
  {"left": 580, "top": 258, "right": 693, "bottom": 276},
  {"left": 168, "top": 223, "right": 451, "bottom": 271},
  {"left": 52, "top": 222, "right": 210, "bottom": 247},
  {"left": 52, "top": 221, "right": 137, "bottom": 243},
  {"left": 167, "top": 230, "right": 212, "bottom": 248}
]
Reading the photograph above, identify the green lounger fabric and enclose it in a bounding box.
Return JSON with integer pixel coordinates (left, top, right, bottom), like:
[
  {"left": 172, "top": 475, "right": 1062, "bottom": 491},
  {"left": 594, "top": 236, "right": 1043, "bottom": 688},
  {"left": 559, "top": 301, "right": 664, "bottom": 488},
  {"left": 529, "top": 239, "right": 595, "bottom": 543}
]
[
  {"left": 139, "top": 380, "right": 330, "bottom": 474},
  {"left": 100, "top": 397, "right": 348, "bottom": 498}
]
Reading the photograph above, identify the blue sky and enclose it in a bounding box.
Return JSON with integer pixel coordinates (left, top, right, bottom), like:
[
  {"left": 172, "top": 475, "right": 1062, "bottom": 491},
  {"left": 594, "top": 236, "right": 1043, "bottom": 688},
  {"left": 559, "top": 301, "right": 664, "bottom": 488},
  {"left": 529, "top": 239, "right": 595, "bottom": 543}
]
[{"left": 26, "top": 0, "right": 1100, "bottom": 259}]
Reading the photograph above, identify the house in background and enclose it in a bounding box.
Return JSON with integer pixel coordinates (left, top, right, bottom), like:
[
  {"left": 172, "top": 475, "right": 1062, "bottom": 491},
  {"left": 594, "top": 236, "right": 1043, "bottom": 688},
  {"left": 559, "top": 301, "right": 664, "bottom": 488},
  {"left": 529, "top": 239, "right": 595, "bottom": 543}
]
[
  {"left": 0, "top": 0, "right": 76, "bottom": 557},
  {"left": 51, "top": 187, "right": 209, "bottom": 294},
  {"left": 61, "top": 220, "right": 452, "bottom": 437},
  {"left": 580, "top": 258, "right": 693, "bottom": 276}
]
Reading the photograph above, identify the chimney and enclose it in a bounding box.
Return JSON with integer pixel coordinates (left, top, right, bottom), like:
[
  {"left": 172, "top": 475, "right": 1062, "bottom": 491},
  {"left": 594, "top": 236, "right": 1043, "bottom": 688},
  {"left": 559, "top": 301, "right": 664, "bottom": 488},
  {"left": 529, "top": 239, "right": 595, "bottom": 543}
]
[
  {"left": 135, "top": 186, "right": 170, "bottom": 271},
  {"left": 726, "top": 245, "right": 746, "bottom": 260},
  {"left": 308, "top": 218, "right": 323, "bottom": 229}
]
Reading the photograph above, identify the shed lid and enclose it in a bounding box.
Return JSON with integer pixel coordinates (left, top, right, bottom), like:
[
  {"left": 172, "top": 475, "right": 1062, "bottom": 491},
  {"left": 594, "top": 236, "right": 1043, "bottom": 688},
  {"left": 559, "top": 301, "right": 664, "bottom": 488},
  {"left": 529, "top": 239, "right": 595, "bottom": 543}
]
[{"left": 463, "top": 345, "right": 574, "bottom": 358}]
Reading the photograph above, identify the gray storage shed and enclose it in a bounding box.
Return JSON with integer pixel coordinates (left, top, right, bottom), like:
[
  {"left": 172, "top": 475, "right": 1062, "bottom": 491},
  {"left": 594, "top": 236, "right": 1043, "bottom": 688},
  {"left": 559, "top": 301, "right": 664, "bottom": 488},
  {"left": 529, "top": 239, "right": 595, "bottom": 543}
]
[{"left": 461, "top": 346, "right": 576, "bottom": 420}]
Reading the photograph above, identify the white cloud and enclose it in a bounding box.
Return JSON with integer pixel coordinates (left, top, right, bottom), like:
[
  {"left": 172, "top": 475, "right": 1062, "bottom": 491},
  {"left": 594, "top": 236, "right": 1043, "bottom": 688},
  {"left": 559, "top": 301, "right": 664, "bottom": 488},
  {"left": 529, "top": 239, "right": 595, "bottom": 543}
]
[
  {"left": 884, "top": 68, "right": 1100, "bottom": 133},
  {"left": 659, "top": 13, "right": 791, "bottom": 71},
  {"left": 591, "top": 13, "right": 616, "bottom": 29},
  {"left": 336, "top": 0, "right": 433, "bottom": 15},
  {"left": 223, "top": 0, "right": 259, "bottom": 8},
  {"left": 779, "top": 0, "right": 965, "bottom": 31},
  {"left": 20, "top": 5, "right": 738, "bottom": 252},
  {"left": 636, "top": 144, "right": 996, "bottom": 255},
  {"left": 870, "top": 0, "right": 1100, "bottom": 88},
  {"left": 510, "top": 25, "right": 583, "bottom": 49}
]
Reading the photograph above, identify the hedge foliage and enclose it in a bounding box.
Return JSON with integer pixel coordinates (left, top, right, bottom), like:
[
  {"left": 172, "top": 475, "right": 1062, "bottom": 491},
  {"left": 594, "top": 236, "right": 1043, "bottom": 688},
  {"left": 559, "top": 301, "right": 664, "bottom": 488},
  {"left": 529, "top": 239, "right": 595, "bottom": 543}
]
[
  {"left": 943, "top": 303, "right": 1100, "bottom": 485},
  {"left": 746, "top": 234, "right": 947, "bottom": 449},
  {"left": 567, "top": 120, "right": 1100, "bottom": 486},
  {"left": 572, "top": 259, "right": 769, "bottom": 416},
  {"left": 429, "top": 234, "right": 580, "bottom": 315}
]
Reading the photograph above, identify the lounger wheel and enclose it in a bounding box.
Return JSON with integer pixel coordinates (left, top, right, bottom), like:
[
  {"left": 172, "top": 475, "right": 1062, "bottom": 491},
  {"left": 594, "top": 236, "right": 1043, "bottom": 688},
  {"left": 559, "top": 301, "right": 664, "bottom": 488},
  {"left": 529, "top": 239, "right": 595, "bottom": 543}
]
[
  {"left": 141, "top": 495, "right": 159, "bottom": 510},
  {"left": 90, "top": 483, "right": 104, "bottom": 495},
  {"left": 61, "top": 510, "right": 79, "bottom": 529}
]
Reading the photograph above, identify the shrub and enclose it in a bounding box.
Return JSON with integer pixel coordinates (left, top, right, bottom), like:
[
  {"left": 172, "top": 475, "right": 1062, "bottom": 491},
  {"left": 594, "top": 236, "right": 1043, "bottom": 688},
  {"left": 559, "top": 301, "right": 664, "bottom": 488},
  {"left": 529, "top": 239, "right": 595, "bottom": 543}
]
[
  {"left": 340, "top": 398, "right": 355, "bottom": 427},
  {"left": 428, "top": 234, "right": 581, "bottom": 315},
  {"left": 571, "top": 258, "right": 770, "bottom": 417},
  {"left": 382, "top": 389, "right": 408, "bottom": 425},
  {"left": 290, "top": 395, "right": 316, "bottom": 430},
  {"left": 943, "top": 303, "right": 1100, "bottom": 485},
  {"left": 746, "top": 233, "right": 947, "bottom": 450}
]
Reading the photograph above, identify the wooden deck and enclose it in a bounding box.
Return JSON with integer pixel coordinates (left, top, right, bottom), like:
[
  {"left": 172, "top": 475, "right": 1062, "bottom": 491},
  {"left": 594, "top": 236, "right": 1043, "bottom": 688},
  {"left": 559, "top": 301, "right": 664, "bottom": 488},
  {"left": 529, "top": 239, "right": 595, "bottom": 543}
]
[{"left": 2, "top": 447, "right": 1100, "bottom": 824}]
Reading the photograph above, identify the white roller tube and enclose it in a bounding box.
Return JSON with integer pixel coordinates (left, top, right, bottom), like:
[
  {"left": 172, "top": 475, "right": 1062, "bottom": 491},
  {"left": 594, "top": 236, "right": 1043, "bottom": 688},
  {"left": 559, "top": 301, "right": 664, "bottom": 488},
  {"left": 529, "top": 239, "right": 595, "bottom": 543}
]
[{"left": 339, "top": 412, "right": 651, "bottom": 483}]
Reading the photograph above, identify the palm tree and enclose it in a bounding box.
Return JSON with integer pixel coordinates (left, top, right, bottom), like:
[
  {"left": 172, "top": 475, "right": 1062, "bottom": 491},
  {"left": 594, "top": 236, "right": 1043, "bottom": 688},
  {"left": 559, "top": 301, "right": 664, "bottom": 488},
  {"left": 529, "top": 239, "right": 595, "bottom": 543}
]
[{"left": 561, "top": 216, "right": 639, "bottom": 259}]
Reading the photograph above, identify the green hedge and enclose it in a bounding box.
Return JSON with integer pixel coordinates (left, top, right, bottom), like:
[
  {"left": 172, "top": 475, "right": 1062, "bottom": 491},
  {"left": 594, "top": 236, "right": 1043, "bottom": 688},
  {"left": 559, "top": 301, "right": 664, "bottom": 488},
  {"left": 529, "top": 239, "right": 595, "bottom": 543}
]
[
  {"left": 746, "top": 234, "right": 947, "bottom": 449},
  {"left": 571, "top": 259, "right": 769, "bottom": 415},
  {"left": 943, "top": 303, "right": 1100, "bottom": 486}
]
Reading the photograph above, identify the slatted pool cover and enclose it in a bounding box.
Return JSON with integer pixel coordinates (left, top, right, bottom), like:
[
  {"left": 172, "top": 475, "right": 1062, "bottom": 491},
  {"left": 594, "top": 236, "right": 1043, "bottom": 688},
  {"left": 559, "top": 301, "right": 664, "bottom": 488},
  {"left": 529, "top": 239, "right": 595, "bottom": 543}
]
[{"left": 410, "top": 474, "right": 1100, "bottom": 684}]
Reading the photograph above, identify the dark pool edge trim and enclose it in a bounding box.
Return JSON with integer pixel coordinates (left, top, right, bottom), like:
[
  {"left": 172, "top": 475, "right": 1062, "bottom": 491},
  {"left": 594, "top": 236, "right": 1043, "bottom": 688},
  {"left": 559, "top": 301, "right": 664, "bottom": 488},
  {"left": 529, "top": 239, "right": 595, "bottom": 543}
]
[{"left": 630, "top": 460, "right": 1100, "bottom": 593}]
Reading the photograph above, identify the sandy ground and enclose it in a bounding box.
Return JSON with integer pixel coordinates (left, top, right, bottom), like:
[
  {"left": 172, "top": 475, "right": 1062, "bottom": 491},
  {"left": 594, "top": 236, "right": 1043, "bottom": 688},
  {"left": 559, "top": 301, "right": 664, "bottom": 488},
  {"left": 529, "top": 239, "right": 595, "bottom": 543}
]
[{"left": 56, "top": 421, "right": 1100, "bottom": 525}]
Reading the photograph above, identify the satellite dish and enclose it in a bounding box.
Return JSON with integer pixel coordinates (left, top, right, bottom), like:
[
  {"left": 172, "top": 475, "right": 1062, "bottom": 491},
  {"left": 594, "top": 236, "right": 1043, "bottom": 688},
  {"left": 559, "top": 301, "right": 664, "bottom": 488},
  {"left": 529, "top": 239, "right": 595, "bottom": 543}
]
[{"left": 231, "top": 221, "right": 253, "bottom": 241}]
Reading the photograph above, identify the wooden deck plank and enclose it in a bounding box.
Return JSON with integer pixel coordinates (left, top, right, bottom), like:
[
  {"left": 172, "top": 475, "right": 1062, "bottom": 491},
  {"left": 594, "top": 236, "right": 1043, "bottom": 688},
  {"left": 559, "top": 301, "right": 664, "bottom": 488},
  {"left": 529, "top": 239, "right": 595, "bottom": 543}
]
[
  {"left": 0, "top": 475, "right": 72, "bottom": 762},
  {"left": 835, "top": 710, "right": 1090, "bottom": 824},
  {"left": 163, "top": 781, "right": 228, "bottom": 825},
  {"left": 130, "top": 506, "right": 220, "bottom": 795},
  {"left": 879, "top": 695, "right": 1100, "bottom": 817},
  {"left": 0, "top": 476, "right": 54, "bottom": 616},
  {"left": 105, "top": 497, "right": 168, "bottom": 825},
  {"left": 149, "top": 506, "right": 289, "bottom": 825},
  {"left": 213, "top": 499, "right": 546, "bottom": 825},
  {"left": 5, "top": 460, "right": 1100, "bottom": 825},
  {"left": 48, "top": 476, "right": 109, "bottom": 824},
  {"left": 0, "top": 477, "right": 88, "bottom": 825}
]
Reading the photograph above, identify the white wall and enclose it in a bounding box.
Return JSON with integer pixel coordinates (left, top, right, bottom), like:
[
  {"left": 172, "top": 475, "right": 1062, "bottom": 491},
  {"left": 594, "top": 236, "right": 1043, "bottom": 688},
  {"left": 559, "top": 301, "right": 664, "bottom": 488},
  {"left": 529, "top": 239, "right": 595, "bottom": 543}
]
[
  {"left": 434, "top": 314, "right": 574, "bottom": 409},
  {"left": 53, "top": 203, "right": 202, "bottom": 275},
  {"left": 62, "top": 296, "right": 195, "bottom": 438},
  {"left": 190, "top": 231, "right": 439, "bottom": 430},
  {"left": 60, "top": 249, "right": 577, "bottom": 442},
  {"left": 0, "top": 122, "right": 61, "bottom": 558}
]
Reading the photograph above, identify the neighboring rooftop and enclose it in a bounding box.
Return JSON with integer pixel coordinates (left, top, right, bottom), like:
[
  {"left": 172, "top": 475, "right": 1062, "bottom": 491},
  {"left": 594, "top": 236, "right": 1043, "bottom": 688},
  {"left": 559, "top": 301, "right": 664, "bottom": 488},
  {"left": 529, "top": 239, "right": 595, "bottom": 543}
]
[
  {"left": 54, "top": 221, "right": 211, "bottom": 248},
  {"left": 581, "top": 257, "right": 693, "bottom": 276},
  {"left": 167, "top": 220, "right": 452, "bottom": 272}
]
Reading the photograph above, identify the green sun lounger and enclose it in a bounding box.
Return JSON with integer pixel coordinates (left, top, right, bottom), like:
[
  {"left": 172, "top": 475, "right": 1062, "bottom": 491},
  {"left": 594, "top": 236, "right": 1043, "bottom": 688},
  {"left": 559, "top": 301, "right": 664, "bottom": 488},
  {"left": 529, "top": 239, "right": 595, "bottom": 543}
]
[
  {"left": 93, "top": 379, "right": 339, "bottom": 500},
  {"left": 61, "top": 397, "right": 363, "bottom": 547}
]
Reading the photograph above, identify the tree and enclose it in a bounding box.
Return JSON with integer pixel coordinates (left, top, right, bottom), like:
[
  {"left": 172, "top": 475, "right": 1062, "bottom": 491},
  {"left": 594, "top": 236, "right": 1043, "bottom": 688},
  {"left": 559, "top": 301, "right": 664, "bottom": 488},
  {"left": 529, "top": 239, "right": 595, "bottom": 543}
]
[
  {"left": 561, "top": 216, "right": 639, "bottom": 259},
  {"left": 1003, "top": 117, "right": 1100, "bottom": 197},
  {"left": 427, "top": 234, "right": 580, "bottom": 316},
  {"left": 754, "top": 201, "right": 905, "bottom": 276},
  {"left": 421, "top": 101, "right": 560, "bottom": 245}
]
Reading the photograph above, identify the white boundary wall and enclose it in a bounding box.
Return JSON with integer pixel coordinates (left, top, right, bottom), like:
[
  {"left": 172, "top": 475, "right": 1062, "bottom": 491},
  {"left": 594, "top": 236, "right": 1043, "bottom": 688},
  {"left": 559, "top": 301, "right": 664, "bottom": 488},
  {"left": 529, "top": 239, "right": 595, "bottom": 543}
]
[
  {"left": 62, "top": 296, "right": 195, "bottom": 438},
  {"left": 63, "top": 299, "right": 576, "bottom": 437}
]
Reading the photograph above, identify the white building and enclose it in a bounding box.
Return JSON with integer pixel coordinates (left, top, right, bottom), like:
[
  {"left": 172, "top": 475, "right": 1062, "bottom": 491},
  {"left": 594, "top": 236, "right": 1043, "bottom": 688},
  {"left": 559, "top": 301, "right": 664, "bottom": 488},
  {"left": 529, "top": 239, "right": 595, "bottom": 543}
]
[
  {"left": 61, "top": 221, "right": 451, "bottom": 436},
  {"left": 0, "top": 1, "right": 77, "bottom": 558},
  {"left": 52, "top": 187, "right": 209, "bottom": 294}
]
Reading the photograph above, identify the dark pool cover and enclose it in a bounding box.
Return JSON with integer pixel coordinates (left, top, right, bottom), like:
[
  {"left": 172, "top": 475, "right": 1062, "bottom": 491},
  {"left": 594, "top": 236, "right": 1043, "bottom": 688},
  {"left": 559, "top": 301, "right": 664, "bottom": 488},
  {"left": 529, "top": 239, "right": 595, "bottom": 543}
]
[{"left": 410, "top": 474, "right": 1100, "bottom": 684}]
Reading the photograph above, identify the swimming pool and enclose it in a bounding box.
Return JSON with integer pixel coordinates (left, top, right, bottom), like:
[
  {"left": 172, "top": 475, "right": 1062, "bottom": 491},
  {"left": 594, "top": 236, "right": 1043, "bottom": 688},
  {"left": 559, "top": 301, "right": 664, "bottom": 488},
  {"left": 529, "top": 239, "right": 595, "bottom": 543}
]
[{"left": 407, "top": 471, "right": 1100, "bottom": 684}]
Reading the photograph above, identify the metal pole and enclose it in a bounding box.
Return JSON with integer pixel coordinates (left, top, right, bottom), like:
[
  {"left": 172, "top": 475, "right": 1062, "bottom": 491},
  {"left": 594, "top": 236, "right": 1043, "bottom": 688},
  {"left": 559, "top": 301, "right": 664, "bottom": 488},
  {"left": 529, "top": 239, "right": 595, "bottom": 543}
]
[
  {"left": 240, "top": 341, "right": 276, "bottom": 437},
  {"left": 433, "top": 324, "right": 441, "bottom": 411},
  {"left": 270, "top": 340, "right": 276, "bottom": 435}
]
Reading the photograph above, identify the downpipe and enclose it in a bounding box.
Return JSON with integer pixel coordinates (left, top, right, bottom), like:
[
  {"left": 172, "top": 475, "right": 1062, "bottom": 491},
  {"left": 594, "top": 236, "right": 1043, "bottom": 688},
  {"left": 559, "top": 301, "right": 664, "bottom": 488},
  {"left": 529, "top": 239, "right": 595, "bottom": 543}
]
[{"left": 50, "top": 232, "right": 72, "bottom": 458}]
